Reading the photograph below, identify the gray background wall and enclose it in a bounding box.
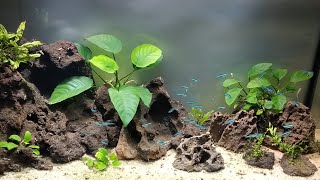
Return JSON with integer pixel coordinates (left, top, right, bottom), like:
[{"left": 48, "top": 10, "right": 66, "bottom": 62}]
[{"left": 1, "top": 0, "right": 320, "bottom": 126}]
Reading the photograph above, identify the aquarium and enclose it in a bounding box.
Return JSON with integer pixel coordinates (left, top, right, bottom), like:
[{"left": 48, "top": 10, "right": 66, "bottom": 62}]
[{"left": 0, "top": 0, "right": 320, "bottom": 179}]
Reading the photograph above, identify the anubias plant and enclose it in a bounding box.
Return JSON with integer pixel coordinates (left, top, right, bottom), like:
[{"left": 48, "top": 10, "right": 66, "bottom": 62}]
[
  {"left": 0, "top": 21, "right": 42, "bottom": 69},
  {"left": 48, "top": 34, "right": 163, "bottom": 127},
  {"left": 189, "top": 107, "right": 213, "bottom": 125},
  {"left": 0, "top": 131, "right": 40, "bottom": 156},
  {"left": 82, "top": 148, "right": 121, "bottom": 171},
  {"left": 222, "top": 63, "right": 313, "bottom": 116}
]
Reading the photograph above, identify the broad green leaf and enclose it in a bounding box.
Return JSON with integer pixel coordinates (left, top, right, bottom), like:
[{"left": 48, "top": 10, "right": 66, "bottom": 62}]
[
  {"left": 75, "top": 43, "right": 92, "bottom": 60},
  {"left": 95, "top": 161, "right": 107, "bottom": 171},
  {"left": 89, "top": 55, "right": 119, "bottom": 73},
  {"left": 243, "top": 104, "right": 252, "bottom": 111},
  {"left": 9, "top": 135, "right": 21, "bottom": 142},
  {"left": 223, "top": 79, "right": 240, "bottom": 88},
  {"left": 225, "top": 88, "right": 242, "bottom": 106},
  {"left": 246, "top": 95, "right": 257, "bottom": 104},
  {"left": 271, "top": 94, "right": 287, "bottom": 110},
  {"left": 131, "top": 44, "right": 162, "bottom": 68},
  {"left": 0, "top": 141, "right": 8, "bottom": 147},
  {"left": 130, "top": 86, "right": 152, "bottom": 107},
  {"left": 5, "top": 142, "right": 19, "bottom": 150},
  {"left": 109, "top": 153, "right": 118, "bottom": 161},
  {"left": 248, "top": 63, "right": 272, "bottom": 78},
  {"left": 108, "top": 86, "right": 140, "bottom": 127},
  {"left": 84, "top": 158, "right": 94, "bottom": 168},
  {"left": 95, "top": 151, "right": 108, "bottom": 164},
  {"left": 112, "top": 160, "right": 122, "bottom": 167},
  {"left": 24, "top": 131, "right": 32, "bottom": 143},
  {"left": 256, "top": 109, "right": 264, "bottom": 115},
  {"left": 272, "top": 69, "right": 287, "bottom": 81},
  {"left": 98, "top": 148, "right": 109, "bottom": 155},
  {"left": 86, "top": 34, "right": 122, "bottom": 54},
  {"left": 264, "top": 100, "right": 273, "bottom": 110},
  {"left": 32, "top": 149, "right": 40, "bottom": 156},
  {"left": 290, "top": 70, "right": 313, "bottom": 83},
  {"left": 29, "top": 145, "right": 40, "bottom": 149},
  {"left": 49, "top": 76, "right": 93, "bottom": 104},
  {"left": 285, "top": 83, "right": 297, "bottom": 93},
  {"left": 247, "top": 78, "right": 271, "bottom": 88}
]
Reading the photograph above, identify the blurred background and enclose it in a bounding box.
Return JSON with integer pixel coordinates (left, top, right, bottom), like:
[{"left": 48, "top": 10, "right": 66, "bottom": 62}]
[{"left": 1, "top": 0, "right": 319, "bottom": 127}]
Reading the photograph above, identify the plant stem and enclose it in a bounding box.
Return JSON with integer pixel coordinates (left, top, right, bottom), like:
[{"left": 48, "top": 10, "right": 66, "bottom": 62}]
[
  {"left": 87, "top": 62, "right": 108, "bottom": 85},
  {"left": 119, "top": 69, "right": 136, "bottom": 81},
  {"left": 112, "top": 53, "right": 120, "bottom": 88},
  {"left": 238, "top": 82, "right": 248, "bottom": 95}
]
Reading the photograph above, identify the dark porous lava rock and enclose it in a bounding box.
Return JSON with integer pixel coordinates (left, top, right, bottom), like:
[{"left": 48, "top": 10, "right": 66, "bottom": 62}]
[
  {"left": 280, "top": 155, "right": 318, "bottom": 177},
  {"left": 115, "top": 77, "right": 203, "bottom": 161},
  {"left": 271, "top": 101, "right": 316, "bottom": 152},
  {"left": 173, "top": 134, "right": 224, "bottom": 172},
  {"left": 243, "top": 151, "right": 275, "bottom": 169},
  {"left": 210, "top": 110, "right": 258, "bottom": 152},
  {"left": 19, "top": 40, "right": 91, "bottom": 96}
]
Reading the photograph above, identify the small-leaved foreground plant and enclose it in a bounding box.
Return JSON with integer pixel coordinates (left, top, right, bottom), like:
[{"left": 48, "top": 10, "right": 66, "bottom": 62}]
[
  {"left": 188, "top": 107, "right": 213, "bottom": 125},
  {"left": 82, "top": 148, "right": 121, "bottom": 171}
]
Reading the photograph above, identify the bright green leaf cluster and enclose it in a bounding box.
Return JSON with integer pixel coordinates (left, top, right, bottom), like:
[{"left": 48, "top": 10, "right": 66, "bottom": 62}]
[
  {"left": 49, "top": 34, "right": 163, "bottom": 127},
  {"left": 82, "top": 148, "right": 121, "bottom": 171},
  {"left": 245, "top": 135, "right": 266, "bottom": 160},
  {"left": 0, "top": 131, "right": 40, "bottom": 156},
  {"left": 0, "top": 21, "right": 42, "bottom": 69},
  {"left": 188, "top": 108, "right": 214, "bottom": 125},
  {"left": 222, "top": 63, "right": 313, "bottom": 116}
]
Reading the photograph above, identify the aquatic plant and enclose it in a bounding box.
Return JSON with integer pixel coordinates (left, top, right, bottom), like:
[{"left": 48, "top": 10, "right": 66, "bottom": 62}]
[
  {"left": 82, "top": 148, "right": 121, "bottom": 171},
  {"left": 0, "top": 131, "right": 40, "bottom": 156},
  {"left": 0, "top": 21, "right": 42, "bottom": 69},
  {"left": 266, "top": 124, "right": 306, "bottom": 160},
  {"left": 244, "top": 134, "right": 266, "bottom": 160},
  {"left": 222, "top": 63, "right": 313, "bottom": 116},
  {"left": 48, "top": 34, "right": 163, "bottom": 127},
  {"left": 188, "top": 107, "right": 213, "bottom": 125}
]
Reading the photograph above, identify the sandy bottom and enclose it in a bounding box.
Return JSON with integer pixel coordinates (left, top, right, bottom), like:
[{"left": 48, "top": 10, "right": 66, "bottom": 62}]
[{"left": 1, "top": 130, "right": 320, "bottom": 180}]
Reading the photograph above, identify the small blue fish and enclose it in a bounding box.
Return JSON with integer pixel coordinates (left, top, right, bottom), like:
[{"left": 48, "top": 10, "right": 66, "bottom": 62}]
[
  {"left": 223, "top": 119, "right": 235, "bottom": 125},
  {"left": 216, "top": 73, "right": 227, "bottom": 78},
  {"left": 176, "top": 93, "right": 187, "bottom": 97},
  {"left": 192, "top": 105, "right": 203, "bottom": 109},
  {"left": 168, "top": 107, "right": 177, "bottom": 113},
  {"left": 183, "top": 119, "right": 196, "bottom": 123},
  {"left": 186, "top": 101, "right": 196, "bottom": 104},
  {"left": 181, "top": 86, "right": 189, "bottom": 89},
  {"left": 258, "top": 72, "right": 266, "bottom": 80},
  {"left": 90, "top": 107, "right": 97, "bottom": 113},
  {"left": 224, "top": 93, "right": 232, "bottom": 99},
  {"left": 282, "top": 123, "right": 293, "bottom": 129},
  {"left": 192, "top": 78, "right": 198, "bottom": 82},
  {"left": 142, "top": 122, "right": 153, "bottom": 127},
  {"left": 174, "top": 131, "right": 183, "bottom": 136},
  {"left": 217, "top": 106, "right": 226, "bottom": 110},
  {"left": 293, "top": 101, "right": 299, "bottom": 107},
  {"left": 158, "top": 141, "right": 169, "bottom": 145},
  {"left": 195, "top": 124, "right": 206, "bottom": 130},
  {"left": 101, "top": 140, "right": 108, "bottom": 145},
  {"left": 304, "top": 71, "right": 313, "bottom": 75},
  {"left": 280, "top": 131, "right": 292, "bottom": 137},
  {"left": 262, "top": 86, "right": 274, "bottom": 93},
  {"left": 245, "top": 133, "right": 263, "bottom": 139},
  {"left": 96, "top": 122, "right": 115, "bottom": 126}
]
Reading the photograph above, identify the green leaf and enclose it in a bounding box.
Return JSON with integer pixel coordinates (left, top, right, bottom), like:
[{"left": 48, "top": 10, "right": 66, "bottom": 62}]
[
  {"left": 243, "top": 104, "right": 252, "bottom": 111},
  {"left": 86, "top": 34, "right": 122, "bottom": 54},
  {"left": 271, "top": 94, "right": 287, "bottom": 110},
  {"left": 5, "top": 142, "right": 19, "bottom": 150},
  {"left": 131, "top": 44, "right": 162, "bottom": 68},
  {"left": 108, "top": 86, "right": 140, "bottom": 127},
  {"left": 15, "top": 21, "right": 26, "bottom": 41},
  {"left": 264, "top": 100, "right": 273, "bottom": 110},
  {"left": 75, "top": 43, "right": 92, "bottom": 60},
  {"left": 89, "top": 55, "right": 119, "bottom": 73},
  {"left": 247, "top": 78, "right": 271, "bottom": 88},
  {"left": 32, "top": 149, "right": 40, "bottom": 156},
  {"left": 21, "top": 41, "right": 42, "bottom": 49},
  {"left": 49, "top": 76, "right": 93, "bottom": 104},
  {"left": 246, "top": 95, "right": 257, "bottom": 104},
  {"left": 28, "top": 145, "right": 40, "bottom": 149},
  {"left": 98, "top": 148, "right": 109, "bottom": 155},
  {"left": 256, "top": 109, "right": 264, "bottom": 115},
  {"left": 285, "top": 83, "right": 297, "bottom": 93},
  {"left": 130, "top": 86, "right": 152, "bottom": 107},
  {"left": 9, "top": 135, "right": 21, "bottom": 142},
  {"left": 112, "top": 160, "right": 122, "bottom": 167},
  {"left": 223, "top": 79, "right": 240, "bottom": 88},
  {"left": 83, "top": 157, "right": 94, "bottom": 168},
  {"left": 95, "top": 151, "right": 109, "bottom": 164},
  {"left": 109, "top": 153, "right": 118, "bottom": 161},
  {"left": 0, "top": 141, "right": 8, "bottom": 147},
  {"left": 225, "top": 88, "right": 242, "bottom": 106},
  {"left": 248, "top": 63, "right": 272, "bottom": 78},
  {"left": 95, "top": 161, "right": 107, "bottom": 171},
  {"left": 290, "top": 70, "right": 313, "bottom": 83},
  {"left": 24, "top": 131, "right": 32, "bottom": 143},
  {"left": 272, "top": 69, "right": 287, "bottom": 81}
]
